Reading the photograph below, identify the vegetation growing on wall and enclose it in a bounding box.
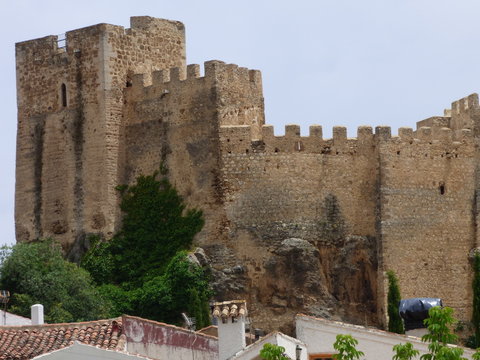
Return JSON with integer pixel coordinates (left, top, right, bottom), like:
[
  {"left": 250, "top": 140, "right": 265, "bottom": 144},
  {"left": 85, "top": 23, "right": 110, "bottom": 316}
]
[
  {"left": 81, "top": 170, "right": 210, "bottom": 328},
  {"left": 0, "top": 240, "right": 106, "bottom": 323},
  {"left": 387, "top": 270, "right": 404, "bottom": 334}
]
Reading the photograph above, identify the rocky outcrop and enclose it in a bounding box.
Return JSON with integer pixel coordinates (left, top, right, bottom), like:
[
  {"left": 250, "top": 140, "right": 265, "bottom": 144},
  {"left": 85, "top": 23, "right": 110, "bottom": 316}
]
[{"left": 199, "top": 233, "right": 378, "bottom": 334}]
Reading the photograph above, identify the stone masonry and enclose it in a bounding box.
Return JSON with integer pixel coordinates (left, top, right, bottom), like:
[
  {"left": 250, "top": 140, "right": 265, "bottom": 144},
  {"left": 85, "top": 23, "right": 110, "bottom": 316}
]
[{"left": 14, "top": 16, "right": 480, "bottom": 332}]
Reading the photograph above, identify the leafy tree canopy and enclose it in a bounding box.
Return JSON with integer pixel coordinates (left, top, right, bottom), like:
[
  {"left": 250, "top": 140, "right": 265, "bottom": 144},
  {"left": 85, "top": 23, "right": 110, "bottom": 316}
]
[
  {"left": 259, "top": 343, "right": 289, "bottom": 360},
  {"left": 0, "top": 239, "right": 106, "bottom": 323},
  {"left": 421, "top": 306, "right": 466, "bottom": 360},
  {"left": 82, "top": 171, "right": 204, "bottom": 287},
  {"left": 333, "top": 334, "right": 365, "bottom": 360},
  {"left": 392, "top": 342, "right": 419, "bottom": 360},
  {"left": 81, "top": 170, "right": 210, "bottom": 328}
]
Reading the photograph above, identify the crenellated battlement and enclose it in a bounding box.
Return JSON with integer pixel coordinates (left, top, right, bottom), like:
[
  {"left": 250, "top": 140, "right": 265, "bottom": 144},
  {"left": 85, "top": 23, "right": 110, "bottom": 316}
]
[
  {"left": 16, "top": 17, "right": 184, "bottom": 58},
  {"left": 451, "top": 93, "right": 479, "bottom": 115},
  {"left": 220, "top": 122, "right": 474, "bottom": 156},
  {"left": 126, "top": 61, "right": 262, "bottom": 99}
]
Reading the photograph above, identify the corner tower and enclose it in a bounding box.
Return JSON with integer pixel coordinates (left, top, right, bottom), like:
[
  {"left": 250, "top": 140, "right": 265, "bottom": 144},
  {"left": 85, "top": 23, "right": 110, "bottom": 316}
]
[{"left": 15, "top": 17, "right": 186, "bottom": 256}]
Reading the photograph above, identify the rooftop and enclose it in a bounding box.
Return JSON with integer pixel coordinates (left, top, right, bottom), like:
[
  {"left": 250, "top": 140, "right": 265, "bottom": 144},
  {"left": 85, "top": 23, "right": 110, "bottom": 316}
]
[{"left": 0, "top": 317, "right": 125, "bottom": 360}]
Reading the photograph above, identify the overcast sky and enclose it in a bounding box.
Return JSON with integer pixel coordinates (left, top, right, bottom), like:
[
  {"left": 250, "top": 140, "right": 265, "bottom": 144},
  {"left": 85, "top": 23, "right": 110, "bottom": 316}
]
[{"left": 2, "top": 0, "right": 480, "bottom": 246}]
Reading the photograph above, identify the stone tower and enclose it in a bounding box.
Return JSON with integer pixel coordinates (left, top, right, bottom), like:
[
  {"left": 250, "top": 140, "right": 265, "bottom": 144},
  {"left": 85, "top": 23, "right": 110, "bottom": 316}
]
[{"left": 15, "top": 17, "right": 186, "bottom": 256}]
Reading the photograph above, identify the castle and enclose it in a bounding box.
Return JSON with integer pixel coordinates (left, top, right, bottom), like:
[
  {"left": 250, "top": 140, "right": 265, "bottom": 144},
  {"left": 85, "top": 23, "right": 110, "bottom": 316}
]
[{"left": 14, "top": 16, "right": 480, "bottom": 332}]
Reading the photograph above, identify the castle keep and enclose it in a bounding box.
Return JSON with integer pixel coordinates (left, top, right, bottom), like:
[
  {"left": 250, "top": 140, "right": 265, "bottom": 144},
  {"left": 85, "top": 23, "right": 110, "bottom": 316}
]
[{"left": 15, "top": 16, "right": 480, "bottom": 331}]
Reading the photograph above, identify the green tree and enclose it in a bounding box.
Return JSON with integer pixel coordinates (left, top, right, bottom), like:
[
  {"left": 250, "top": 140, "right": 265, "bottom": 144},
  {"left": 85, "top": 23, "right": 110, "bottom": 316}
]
[
  {"left": 259, "top": 343, "right": 289, "bottom": 360},
  {"left": 420, "top": 306, "right": 466, "bottom": 360},
  {"left": 0, "top": 239, "right": 106, "bottom": 323},
  {"left": 82, "top": 171, "right": 204, "bottom": 286},
  {"left": 81, "top": 170, "right": 210, "bottom": 327},
  {"left": 392, "top": 343, "right": 419, "bottom": 360},
  {"left": 387, "top": 270, "right": 404, "bottom": 334},
  {"left": 136, "top": 251, "right": 211, "bottom": 328},
  {"left": 333, "top": 334, "right": 365, "bottom": 360},
  {"left": 472, "top": 253, "right": 480, "bottom": 348}
]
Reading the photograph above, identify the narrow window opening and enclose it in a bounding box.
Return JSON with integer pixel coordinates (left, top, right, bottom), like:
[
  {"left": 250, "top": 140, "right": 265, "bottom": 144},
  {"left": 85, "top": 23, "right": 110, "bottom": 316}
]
[
  {"left": 61, "top": 83, "right": 67, "bottom": 107},
  {"left": 439, "top": 183, "right": 446, "bottom": 195}
]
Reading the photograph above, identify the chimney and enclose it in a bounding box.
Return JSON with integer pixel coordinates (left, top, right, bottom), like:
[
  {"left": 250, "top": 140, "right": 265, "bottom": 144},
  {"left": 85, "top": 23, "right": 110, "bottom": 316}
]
[
  {"left": 212, "top": 300, "right": 247, "bottom": 360},
  {"left": 31, "top": 304, "right": 44, "bottom": 325}
]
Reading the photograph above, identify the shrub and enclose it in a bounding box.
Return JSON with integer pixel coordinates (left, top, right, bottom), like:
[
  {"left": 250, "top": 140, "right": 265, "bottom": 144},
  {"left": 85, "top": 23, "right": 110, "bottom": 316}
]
[{"left": 387, "top": 270, "right": 404, "bottom": 334}]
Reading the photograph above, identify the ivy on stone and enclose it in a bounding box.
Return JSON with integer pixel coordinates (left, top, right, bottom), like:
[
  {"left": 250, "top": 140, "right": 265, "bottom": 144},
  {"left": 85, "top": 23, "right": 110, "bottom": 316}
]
[{"left": 81, "top": 169, "right": 210, "bottom": 327}]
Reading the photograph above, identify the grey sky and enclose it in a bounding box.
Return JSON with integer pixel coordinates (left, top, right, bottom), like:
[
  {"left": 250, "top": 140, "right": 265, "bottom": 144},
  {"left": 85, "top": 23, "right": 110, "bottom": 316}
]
[{"left": 2, "top": 0, "right": 480, "bottom": 246}]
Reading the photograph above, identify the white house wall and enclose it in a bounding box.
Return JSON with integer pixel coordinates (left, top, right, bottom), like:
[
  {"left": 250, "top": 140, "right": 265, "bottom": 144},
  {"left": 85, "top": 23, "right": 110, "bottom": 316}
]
[
  {"left": 295, "top": 315, "right": 475, "bottom": 360},
  {"left": 232, "top": 332, "right": 308, "bottom": 360},
  {"left": 32, "top": 342, "right": 149, "bottom": 360}
]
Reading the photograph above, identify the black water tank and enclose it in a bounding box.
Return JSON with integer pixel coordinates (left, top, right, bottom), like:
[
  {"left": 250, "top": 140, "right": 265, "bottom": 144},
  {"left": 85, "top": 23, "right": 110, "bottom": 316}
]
[{"left": 399, "top": 298, "right": 442, "bottom": 331}]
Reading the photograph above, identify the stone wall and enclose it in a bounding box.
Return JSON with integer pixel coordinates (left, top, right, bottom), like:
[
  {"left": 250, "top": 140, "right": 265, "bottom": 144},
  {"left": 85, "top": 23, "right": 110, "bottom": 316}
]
[{"left": 376, "top": 125, "right": 476, "bottom": 324}]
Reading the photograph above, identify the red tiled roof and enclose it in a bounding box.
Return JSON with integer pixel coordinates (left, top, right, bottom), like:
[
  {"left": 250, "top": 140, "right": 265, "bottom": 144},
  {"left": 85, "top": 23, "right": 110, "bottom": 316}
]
[{"left": 0, "top": 317, "right": 125, "bottom": 360}]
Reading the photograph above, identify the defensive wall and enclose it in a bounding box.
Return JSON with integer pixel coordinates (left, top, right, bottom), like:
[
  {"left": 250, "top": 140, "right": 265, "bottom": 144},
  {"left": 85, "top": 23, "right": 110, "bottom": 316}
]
[
  {"left": 123, "top": 61, "right": 479, "bottom": 326},
  {"left": 15, "top": 16, "right": 480, "bottom": 330}
]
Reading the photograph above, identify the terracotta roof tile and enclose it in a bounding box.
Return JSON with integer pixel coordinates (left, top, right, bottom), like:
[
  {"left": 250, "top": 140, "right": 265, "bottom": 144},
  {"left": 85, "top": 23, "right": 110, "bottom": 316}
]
[{"left": 0, "top": 318, "right": 124, "bottom": 360}]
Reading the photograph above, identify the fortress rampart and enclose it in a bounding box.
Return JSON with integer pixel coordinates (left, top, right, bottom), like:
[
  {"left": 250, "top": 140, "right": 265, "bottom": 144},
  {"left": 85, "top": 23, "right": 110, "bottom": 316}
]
[{"left": 14, "top": 17, "right": 480, "bottom": 331}]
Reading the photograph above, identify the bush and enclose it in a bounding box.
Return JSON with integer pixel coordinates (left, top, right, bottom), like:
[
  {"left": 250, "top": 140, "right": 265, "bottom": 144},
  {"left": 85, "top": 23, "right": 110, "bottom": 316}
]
[{"left": 387, "top": 270, "right": 404, "bottom": 334}]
